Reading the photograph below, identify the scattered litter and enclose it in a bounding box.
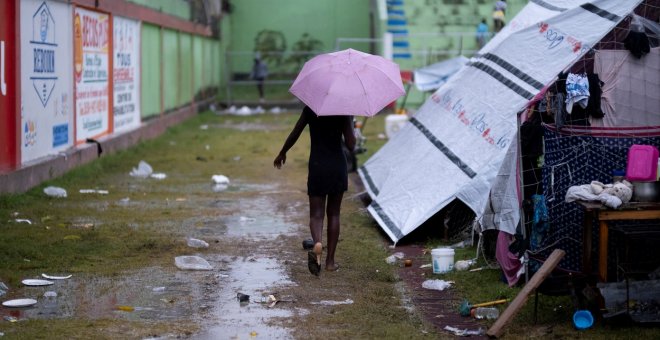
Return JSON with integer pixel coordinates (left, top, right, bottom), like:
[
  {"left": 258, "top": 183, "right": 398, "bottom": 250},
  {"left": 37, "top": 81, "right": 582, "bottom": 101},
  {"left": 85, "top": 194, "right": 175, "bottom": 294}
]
[
  {"left": 3, "top": 316, "right": 18, "bottom": 322},
  {"left": 22, "top": 279, "right": 54, "bottom": 286},
  {"left": 250, "top": 331, "right": 257, "bottom": 337},
  {"left": 2, "top": 298, "right": 37, "bottom": 308},
  {"left": 200, "top": 124, "right": 209, "bottom": 130},
  {"left": 385, "top": 252, "right": 405, "bottom": 264},
  {"left": 174, "top": 256, "right": 213, "bottom": 271},
  {"left": 270, "top": 106, "right": 283, "bottom": 114},
  {"left": 454, "top": 260, "right": 474, "bottom": 271},
  {"left": 129, "top": 160, "right": 153, "bottom": 178},
  {"left": 235, "top": 106, "right": 253, "bottom": 115},
  {"left": 42, "top": 273, "right": 72, "bottom": 280},
  {"left": 211, "top": 175, "right": 230, "bottom": 184},
  {"left": 233, "top": 156, "right": 241, "bottom": 161},
  {"left": 44, "top": 186, "right": 67, "bottom": 198},
  {"left": 239, "top": 216, "right": 256, "bottom": 223},
  {"left": 444, "top": 326, "right": 484, "bottom": 336},
  {"left": 450, "top": 239, "right": 472, "bottom": 248},
  {"left": 377, "top": 133, "right": 386, "bottom": 139},
  {"left": 212, "top": 184, "right": 229, "bottom": 192},
  {"left": 196, "top": 156, "right": 208, "bottom": 162},
  {"left": 420, "top": 263, "right": 432, "bottom": 269},
  {"left": 118, "top": 197, "right": 130, "bottom": 205},
  {"left": 14, "top": 219, "right": 32, "bottom": 224},
  {"left": 79, "top": 189, "right": 109, "bottom": 194},
  {"left": 152, "top": 287, "right": 166, "bottom": 293},
  {"left": 253, "top": 106, "right": 265, "bottom": 114},
  {"left": 260, "top": 294, "right": 279, "bottom": 308},
  {"left": 422, "top": 279, "right": 454, "bottom": 291},
  {"left": 150, "top": 173, "right": 167, "bottom": 180},
  {"left": 205, "top": 144, "right": 210, "bottom": 150},
  {"left": 217, "top": 274, "right": 229, "bottom": 278},
  {"left": 116, "top": 305, "right": 135, "bottom": 312},
  {"left": 311, "top": 298, "right": 354, "bottom": 306},
  {"left": 0, "top": 282, "right": 8, "bottom": 296},
  {"left": 237, "top": 293, "right": 250, "bottom": 302},
  {"left": 175, "top": 197, "right": 187, "bottom": 202},
  {"left": 43, "top": 291, "right": 58, "bottom": 297},
  {"left": 469, "top": 267, "right": 485, "bottom": 272},
  {"left": 187, "top": 238, "right": 209, "bottom": 248}
]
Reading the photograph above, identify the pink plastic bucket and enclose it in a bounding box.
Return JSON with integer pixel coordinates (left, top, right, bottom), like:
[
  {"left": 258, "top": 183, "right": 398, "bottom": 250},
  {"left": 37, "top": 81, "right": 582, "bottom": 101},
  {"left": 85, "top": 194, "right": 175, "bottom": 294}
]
[{"left": 626, "top": 145, "right": 659, "bottom": 182}]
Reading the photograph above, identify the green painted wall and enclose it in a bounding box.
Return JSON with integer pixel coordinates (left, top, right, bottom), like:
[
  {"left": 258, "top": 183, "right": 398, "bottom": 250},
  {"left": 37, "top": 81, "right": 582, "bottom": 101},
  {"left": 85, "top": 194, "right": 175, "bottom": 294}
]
[
  {"left": 193, "top": 36, "right": 204, "bottom": 95},
  {"left": 226, "top": 0, "right": 371, "bottom": 76},
  {"left": 162, "top": 29, "right": 180, "bottom": 111},
  {"left": 141, "top": 24, "right": 161, "bottom": 118},
  {"left": 128, "top": 0, "right": 191, "bottom": 21},
  {"left": 179, "top": 33, "right": 193, "bottom": 106}
]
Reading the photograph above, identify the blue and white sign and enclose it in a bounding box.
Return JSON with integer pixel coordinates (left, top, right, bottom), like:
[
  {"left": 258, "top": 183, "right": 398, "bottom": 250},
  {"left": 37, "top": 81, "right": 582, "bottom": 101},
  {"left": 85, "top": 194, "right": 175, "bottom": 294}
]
[{"left": 21, "top": 0, "right": 73, "bottom": 163}]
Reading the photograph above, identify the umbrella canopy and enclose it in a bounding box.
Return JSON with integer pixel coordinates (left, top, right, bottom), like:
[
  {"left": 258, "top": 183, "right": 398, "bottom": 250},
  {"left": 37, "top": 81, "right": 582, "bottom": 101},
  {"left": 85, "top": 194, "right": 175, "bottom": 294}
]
[{"left": 289, "top": 49, "right": 405, "bottom": 117}]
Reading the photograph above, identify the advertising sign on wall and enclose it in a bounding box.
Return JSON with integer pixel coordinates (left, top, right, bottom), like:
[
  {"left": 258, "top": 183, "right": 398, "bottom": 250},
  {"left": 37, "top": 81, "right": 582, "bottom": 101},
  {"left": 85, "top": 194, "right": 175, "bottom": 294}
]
[
  {"left": 74, "top": 7, "right": 111, "bottom": 143},
  {"left": 112, "top": 16, "right": 140, "bottom": 133},
  {"left": 0, "top": 0, "right": 17, "bottom": 170},
  {"left": 20, "top": 0, "right": 74, "bottom": 163}
]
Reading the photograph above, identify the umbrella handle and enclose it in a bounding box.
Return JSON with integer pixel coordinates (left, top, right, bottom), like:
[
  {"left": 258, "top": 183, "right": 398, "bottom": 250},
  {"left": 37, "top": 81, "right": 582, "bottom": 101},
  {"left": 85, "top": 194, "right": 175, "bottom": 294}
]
[{"left": 472, "top": 299, "right": 508, "bottom": 308}]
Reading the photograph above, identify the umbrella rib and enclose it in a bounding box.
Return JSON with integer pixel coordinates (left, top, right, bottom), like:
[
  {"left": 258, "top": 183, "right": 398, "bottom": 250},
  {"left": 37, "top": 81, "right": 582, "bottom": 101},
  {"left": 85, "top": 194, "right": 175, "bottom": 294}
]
[{"left": 353, "top": 70, "right": 373, "bottom": 116}]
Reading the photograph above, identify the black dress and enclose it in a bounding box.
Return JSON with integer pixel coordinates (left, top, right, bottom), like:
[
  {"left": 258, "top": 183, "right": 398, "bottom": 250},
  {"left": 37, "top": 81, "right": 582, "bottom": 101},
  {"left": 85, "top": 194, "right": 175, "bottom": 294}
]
[{"left": 304, "top": 106, "right": 349, "bottom": 196}]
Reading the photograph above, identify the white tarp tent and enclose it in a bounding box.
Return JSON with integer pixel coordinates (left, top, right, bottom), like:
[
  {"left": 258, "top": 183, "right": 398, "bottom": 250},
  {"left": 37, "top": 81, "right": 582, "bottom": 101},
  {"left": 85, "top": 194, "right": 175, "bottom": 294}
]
[
  {"left": 413, "top": 56, "right": 469, "bottom": 92},
  {"left": 359, "top": 0, "right": 643, "bottom": 243}
]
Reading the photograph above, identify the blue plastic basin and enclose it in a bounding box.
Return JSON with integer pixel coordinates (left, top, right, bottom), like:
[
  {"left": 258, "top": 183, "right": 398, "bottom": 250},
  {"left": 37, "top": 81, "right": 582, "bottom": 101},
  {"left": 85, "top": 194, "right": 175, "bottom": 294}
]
[{"left": 573, "top": 310, "right": 594, "bottom": 330}]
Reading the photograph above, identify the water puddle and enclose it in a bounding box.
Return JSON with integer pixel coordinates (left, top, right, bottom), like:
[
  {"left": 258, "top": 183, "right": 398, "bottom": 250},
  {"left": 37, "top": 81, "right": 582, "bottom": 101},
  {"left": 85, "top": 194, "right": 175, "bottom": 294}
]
[{"left": 194, "top": 255, "right": 297, "bottom": 339}]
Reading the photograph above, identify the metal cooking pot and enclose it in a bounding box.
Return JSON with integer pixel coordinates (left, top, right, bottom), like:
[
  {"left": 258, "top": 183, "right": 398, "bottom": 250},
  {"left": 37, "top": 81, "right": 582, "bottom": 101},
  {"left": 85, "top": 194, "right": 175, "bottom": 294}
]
[{"left": 631, "top": 181, "right": 660, "bottom": 202}]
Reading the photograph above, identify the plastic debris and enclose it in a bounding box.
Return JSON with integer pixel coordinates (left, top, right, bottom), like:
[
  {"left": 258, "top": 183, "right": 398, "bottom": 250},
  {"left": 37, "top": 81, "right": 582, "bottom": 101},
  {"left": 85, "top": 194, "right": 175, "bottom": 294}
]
[
  {"left": 211, "top": 175, "right": 230, "bottom": 184},
  {"left": 454, "top": 260, "right": 474, "bottom": 271},
  {"left": 44, "top": 186, "right": 67, "bottom": 198},
  {"left": 250, "top": 331, "right": 257, "bottom": 337},
  {"left": 150, "top": 173, "right": 167, "bottom": 180},
  {"left": 187, "top": 238, "right": 209, "bottom": 248},
  {"left": 270, "top": 107, "right": 283, "bottom": 114},
  {"left": 152, "top": 287, "right": 166, "bottom": 292},
  {"left": 385, "top": 252, "right": 405, "bottom": 265},
  {"left": 43, "top": 291, "right": 58, "bottom": 297},
  {"left": 129, "top": 160, "right": 153, "bottom": 178},
  {"left": 444, "top": 326, "right": 484, "bottom": 336},
  {"left": 422, "top": 279, "right": 454, "bottom": 291},
  {"left": 174, "top": 256, "right": 213, "bottom": 271},
  {"left": 239, "top": 216, "right": 256, "bottom": 223},
  {"left": 14, "top": 219, "right": 32, "bottom": 224},
  {"left": 200, "top": 124, "right": 209, "bottom": 130},
  {"left": 79, "top": 189, "right": 109, "bottom": 194},
  {"left": 212, "top": 184, "right": 229, "bottom": 192},
  {"left": 116, "top": 305, "right": 135, "bottom": 312},
  {"left": 42, "top": 273, "right": 72, "bottom": 280},
  {"left": 310, "top": 299, "right": 354, "bottom": 306},
  {"left": 237, "top": 293, "right": 250, "bottom": 302},
  {"left": 3, "top": 316, "right": 17, "bottom": 322},
  {"left": 0, "top": 282, "right": 8, "bottom": 297}
]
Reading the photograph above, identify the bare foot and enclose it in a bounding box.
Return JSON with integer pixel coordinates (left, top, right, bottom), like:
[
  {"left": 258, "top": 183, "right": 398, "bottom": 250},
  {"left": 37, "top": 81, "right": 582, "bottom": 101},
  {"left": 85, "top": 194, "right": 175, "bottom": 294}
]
[
  {"left": 325, "top": 264, "right": 339, "bottom": 272},
  {"left": 313, "top": 242, "right": 322, "bottom": 266}
]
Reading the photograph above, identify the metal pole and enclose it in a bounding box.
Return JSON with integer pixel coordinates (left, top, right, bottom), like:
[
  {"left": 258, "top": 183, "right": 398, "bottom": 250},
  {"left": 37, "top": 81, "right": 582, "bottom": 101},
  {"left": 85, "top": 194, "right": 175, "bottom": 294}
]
[{"left": 225, "top": 51, "right": 231, "bottom": 105}]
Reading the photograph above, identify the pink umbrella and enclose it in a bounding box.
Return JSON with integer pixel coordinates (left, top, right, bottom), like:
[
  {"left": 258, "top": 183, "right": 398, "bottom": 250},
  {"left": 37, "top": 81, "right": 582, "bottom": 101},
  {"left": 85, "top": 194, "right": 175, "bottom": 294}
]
[{"left": 289, "top": 49, "right": 405, "bottom": 117}]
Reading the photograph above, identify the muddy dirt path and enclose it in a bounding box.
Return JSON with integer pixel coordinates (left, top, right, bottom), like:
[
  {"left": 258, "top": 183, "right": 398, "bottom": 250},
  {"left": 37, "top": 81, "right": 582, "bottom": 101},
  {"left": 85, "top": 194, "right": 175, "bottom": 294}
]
[{"left": 1, "top": 113, "right": 427, "bottom": 339}]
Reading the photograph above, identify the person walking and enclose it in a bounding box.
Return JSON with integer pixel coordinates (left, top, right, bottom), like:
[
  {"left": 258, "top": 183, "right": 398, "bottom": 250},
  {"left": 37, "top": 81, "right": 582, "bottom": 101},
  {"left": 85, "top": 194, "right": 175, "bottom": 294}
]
[
  {"left": 476, "top": 18, "right": 489, "bottom": 49},
  {"left": 251, "top": 52, "right": 268, "bottom": 102},
  {"left": 492, "top": 0, "right": 507, "bottom": 32},
  {"left": 273, "top": 105, "right": 356, "bottom": 276}
]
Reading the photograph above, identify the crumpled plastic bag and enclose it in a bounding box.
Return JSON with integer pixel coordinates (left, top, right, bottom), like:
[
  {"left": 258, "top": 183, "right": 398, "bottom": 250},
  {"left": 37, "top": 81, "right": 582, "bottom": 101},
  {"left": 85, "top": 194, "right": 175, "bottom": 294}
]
[
  {"left": 129, "top": 160, "right": 153, "bottom": 178},
  {"left": 422, "top": 279, "right": 454, "bottom": 291},
  {"left": 174, "top": 256, "right": 213, "bottom": 270}
]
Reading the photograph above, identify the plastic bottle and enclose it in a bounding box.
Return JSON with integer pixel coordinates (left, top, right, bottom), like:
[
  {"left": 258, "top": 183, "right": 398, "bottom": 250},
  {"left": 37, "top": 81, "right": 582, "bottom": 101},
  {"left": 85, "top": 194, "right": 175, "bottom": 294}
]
[
  {"left": 474, "top": 307, "right": 500, "bottom": 320},
  {"left": 44, "top": 186, "right": 67, "bottom": 198}
]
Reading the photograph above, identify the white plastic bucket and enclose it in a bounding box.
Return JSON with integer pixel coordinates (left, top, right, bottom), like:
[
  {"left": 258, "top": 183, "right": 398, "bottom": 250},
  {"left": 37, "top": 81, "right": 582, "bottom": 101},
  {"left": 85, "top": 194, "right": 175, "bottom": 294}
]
[
  {"left": 431, "top": 248, "right": 455, "bottom": 274},
  {"left": 385, "top": 114, "right": 408, "bottom": 139}
]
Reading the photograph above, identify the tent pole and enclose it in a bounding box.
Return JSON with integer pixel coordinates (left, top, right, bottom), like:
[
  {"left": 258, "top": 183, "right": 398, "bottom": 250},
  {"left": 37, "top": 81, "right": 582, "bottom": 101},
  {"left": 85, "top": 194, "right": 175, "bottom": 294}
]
[{"left": 517, "top": 110, "right": 527, "bottom": 240}]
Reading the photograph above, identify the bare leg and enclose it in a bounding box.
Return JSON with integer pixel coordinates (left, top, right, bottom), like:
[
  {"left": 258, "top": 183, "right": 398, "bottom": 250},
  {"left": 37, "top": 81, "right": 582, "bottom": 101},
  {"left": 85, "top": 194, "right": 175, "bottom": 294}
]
[
  {"left": 309, "top": 195, "right": 326, "bottom": 245},
  {"left": 257, "top": 81, "right": 265, "bottom": 100},
  {"left": 325, "top": 192, "right": 343, "bottom": 270}
]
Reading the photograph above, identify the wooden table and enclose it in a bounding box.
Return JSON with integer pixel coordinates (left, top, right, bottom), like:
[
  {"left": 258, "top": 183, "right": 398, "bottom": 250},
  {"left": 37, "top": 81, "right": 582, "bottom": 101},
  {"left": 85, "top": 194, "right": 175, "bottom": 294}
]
[{"left": 577, "top": 201, "right": 660, "bottom": 282}]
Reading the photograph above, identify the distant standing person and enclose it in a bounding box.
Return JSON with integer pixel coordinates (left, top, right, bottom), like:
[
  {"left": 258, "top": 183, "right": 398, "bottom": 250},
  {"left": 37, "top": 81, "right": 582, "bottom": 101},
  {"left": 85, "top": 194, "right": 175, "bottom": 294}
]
[
  {"left": 476, "top": 18, "right": 489, "bottom": 49},
  {"left": 492, "top": 0, "right": 507, "bottom": 32},
  {"left": 273, "top": 106, "right": 356, "bottom": 276},
  {"left": 251, "top": 52, "right": 268, "bottom": 102}
]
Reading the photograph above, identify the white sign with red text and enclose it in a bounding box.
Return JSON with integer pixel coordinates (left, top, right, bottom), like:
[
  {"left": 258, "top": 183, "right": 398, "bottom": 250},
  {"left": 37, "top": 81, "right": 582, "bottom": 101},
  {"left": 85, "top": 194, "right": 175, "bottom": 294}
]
[
  {"left": 74, "top": 7, "right": 110, "bottom": 143},
  {"left": 113, "top": 16, "right": 140, "bottom": 133}
]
